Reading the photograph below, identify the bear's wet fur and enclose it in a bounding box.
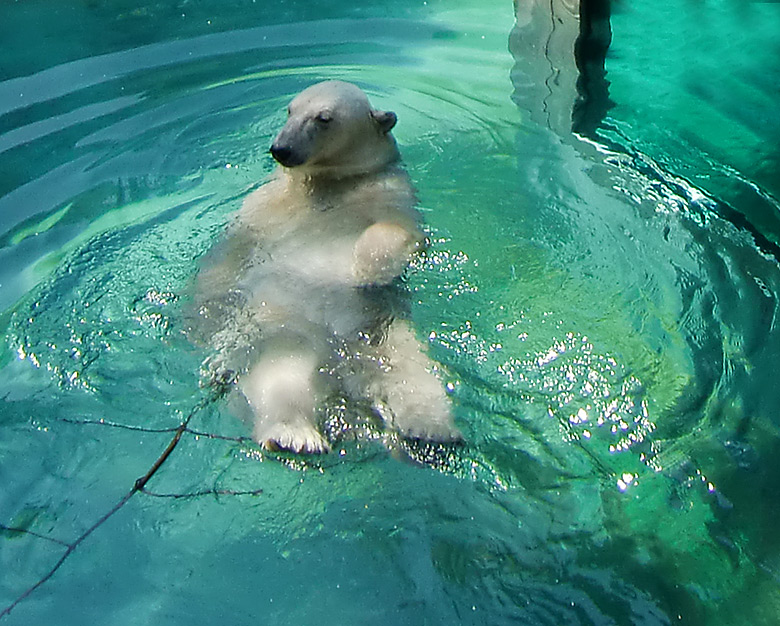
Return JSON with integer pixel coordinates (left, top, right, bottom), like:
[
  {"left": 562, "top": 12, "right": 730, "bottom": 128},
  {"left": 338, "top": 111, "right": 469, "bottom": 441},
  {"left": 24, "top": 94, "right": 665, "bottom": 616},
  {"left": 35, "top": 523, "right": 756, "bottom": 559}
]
[{"left": 195, "top": 81, "right": 459, "bottom": 453}]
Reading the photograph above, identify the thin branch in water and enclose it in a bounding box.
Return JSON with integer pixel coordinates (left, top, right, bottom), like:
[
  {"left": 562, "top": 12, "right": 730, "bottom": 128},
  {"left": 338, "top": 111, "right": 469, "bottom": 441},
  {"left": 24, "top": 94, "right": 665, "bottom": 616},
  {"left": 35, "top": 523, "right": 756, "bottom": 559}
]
[
  {"left": 61, "top": 417, "right": 179, "bottom": 434},
  {"left": 1, "top": 392, "right": 224, "bottom": 621},
  {"left": 61, "top": 417, "right": 255, "bottom": 446},
  {"left": 140, "top": 487, "right": 263, "bottom": 499},
  {"left": 0, "top": 524, "right": 70, "bottom": 548},
  {"left": 0, "top": 490, "right": 135, "bottom": 621},
  {"left": 185, "top": 428, "right": 254, "bottom": 444}
]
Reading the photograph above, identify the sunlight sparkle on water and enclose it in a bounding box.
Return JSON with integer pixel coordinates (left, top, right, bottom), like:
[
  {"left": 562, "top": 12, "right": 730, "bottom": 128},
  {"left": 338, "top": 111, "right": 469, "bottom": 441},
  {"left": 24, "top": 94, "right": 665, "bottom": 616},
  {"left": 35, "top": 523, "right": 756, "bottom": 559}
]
[{"left": 616, "top": 472, "right": 637, "bottom": 492}]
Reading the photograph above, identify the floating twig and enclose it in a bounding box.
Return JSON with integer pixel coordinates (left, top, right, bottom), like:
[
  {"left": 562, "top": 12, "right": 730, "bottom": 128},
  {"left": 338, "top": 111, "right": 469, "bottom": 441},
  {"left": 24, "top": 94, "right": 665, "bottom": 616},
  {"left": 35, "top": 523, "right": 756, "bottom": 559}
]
[
  {"left": 140, "top": 487, "right": 263, "bottom": 499},
  {"left": 1, "top": 390, "right": 259, "bottom": 620}
]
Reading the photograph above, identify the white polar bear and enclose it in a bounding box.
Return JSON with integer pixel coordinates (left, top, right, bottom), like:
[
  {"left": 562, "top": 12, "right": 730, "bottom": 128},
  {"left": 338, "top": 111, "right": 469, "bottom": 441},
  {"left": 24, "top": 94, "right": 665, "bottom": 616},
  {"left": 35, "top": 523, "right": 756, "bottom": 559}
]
[{"left": 196, "top": 80, "right": 459, "bottom": 453}]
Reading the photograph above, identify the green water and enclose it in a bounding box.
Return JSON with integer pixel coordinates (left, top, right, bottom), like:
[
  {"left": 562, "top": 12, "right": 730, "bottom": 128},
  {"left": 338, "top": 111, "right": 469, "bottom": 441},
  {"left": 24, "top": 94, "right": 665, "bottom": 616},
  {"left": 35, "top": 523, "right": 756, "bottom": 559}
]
[{"left": 1, "top": 1, "right": 779, "bottom": 624}]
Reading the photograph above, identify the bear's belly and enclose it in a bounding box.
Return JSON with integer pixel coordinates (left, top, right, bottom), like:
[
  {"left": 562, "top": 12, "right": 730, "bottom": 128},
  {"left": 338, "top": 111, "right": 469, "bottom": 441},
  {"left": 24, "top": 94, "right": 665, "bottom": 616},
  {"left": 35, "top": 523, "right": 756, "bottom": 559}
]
[
  {"left": 242, "top": 230, "right": 357, "bottom": 288},
  {"left": 236, "top": 233, "right": 378, "bottom": 338}
]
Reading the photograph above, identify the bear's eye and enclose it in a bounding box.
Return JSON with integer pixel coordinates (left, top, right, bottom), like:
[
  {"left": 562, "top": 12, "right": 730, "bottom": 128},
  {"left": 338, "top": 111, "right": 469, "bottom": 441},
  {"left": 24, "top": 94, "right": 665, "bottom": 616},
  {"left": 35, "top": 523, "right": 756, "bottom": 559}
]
[{"left": 315, "top": 112, "right": 333, "bottom": 125}]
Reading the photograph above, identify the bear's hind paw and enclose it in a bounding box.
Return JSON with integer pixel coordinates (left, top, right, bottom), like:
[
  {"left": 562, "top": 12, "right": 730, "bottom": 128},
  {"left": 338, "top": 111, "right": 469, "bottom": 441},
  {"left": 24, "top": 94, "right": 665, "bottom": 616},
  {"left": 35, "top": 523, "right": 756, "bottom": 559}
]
[
  {"left": 372, "top": 400, "right": 463, "bottom": 444},
  {"left": 400, "top": 423, "right": 464, "bottom": 445},
  {"left": 257, "top": 423, "right": 330, "bottom": 455}
]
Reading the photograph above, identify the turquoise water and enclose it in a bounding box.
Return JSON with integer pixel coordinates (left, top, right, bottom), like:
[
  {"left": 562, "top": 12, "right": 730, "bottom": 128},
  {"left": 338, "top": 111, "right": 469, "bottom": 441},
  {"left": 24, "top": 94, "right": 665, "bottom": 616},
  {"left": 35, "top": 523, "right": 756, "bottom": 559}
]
[{"left": 1, "top": 0, "right": 779, "bottom": 624}]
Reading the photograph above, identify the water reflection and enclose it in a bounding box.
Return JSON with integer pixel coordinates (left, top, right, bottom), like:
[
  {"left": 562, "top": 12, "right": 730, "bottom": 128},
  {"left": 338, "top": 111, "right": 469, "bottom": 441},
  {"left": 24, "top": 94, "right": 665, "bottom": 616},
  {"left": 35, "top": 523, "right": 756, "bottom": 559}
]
[{"left": 509, "top": 1, "right": 780, "bottom": 623}]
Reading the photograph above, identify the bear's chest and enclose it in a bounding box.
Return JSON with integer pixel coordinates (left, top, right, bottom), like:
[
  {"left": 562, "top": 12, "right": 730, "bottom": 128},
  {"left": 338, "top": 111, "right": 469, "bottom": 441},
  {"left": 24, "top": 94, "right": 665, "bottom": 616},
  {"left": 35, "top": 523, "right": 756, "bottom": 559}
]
[{"left": 241, "top": 200, "right": 366, "bottom": 293}]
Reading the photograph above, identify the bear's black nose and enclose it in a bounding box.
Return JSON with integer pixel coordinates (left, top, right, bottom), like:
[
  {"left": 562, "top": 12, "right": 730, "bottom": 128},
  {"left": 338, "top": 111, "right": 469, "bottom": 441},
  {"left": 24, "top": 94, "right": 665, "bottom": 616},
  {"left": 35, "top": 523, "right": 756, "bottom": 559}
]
[{"left": 270, "top": 144, "right": 303, "bottom": 167}]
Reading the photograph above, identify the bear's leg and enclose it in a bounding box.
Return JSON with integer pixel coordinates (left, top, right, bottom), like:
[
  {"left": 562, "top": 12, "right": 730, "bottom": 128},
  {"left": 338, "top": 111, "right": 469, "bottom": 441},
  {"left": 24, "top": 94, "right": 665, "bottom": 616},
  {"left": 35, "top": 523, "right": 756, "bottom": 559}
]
[
  {"left": 240, "top": 339, "right": 330, "bottom": 454},
  {"left": 365, "top": 319, "right": 461, "bottom": 442}
]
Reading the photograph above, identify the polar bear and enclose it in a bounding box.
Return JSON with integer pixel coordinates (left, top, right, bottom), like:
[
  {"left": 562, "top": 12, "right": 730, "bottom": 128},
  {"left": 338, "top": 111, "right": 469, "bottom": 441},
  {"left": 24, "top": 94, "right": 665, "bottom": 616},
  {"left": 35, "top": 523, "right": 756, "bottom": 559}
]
[{"left": 195, "top": 80, "right": 459, "bottom": 453}]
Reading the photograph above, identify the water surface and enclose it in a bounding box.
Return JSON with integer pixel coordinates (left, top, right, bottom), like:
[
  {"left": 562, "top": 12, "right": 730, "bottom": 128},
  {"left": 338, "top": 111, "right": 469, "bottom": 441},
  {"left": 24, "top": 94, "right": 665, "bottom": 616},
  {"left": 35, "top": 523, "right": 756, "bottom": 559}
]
[{"left": 2, "top": 1, "right": 780, "bottom": 624}]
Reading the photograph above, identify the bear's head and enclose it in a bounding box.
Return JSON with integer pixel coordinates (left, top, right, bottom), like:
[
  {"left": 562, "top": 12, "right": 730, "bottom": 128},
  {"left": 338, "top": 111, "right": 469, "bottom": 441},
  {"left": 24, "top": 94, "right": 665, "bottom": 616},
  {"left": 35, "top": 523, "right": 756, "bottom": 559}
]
[{"left": 270, "top": 81, "right": 399, "bottom": 177}]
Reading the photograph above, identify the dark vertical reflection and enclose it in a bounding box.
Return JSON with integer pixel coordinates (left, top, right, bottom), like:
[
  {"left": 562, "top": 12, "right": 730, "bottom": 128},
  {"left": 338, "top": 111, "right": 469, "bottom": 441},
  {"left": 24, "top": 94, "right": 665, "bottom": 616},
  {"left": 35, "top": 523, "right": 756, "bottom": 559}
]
[
  {"left": 509, "top": 0, "right": 580, "bottom": 136},
  {"left": 572, "top": 0, "right": 613, "bottom": 136},
  {"left": 509, "top": 0, "right": 612, "bottom": 138}
]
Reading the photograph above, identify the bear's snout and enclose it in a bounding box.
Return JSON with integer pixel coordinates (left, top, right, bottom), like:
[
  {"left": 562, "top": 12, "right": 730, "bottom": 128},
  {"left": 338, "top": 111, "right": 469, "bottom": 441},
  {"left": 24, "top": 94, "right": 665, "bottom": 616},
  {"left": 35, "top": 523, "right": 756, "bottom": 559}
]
[{"left": 270, "top": 143, "right": 305, "bottom": 167}]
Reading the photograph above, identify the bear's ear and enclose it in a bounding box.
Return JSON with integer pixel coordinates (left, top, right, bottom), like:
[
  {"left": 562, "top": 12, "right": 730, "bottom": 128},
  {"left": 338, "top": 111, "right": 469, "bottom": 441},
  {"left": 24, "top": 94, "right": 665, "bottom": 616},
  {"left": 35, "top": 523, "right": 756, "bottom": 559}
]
[{"left": 372, "top": 109, "right": 397, "bottom": 134}]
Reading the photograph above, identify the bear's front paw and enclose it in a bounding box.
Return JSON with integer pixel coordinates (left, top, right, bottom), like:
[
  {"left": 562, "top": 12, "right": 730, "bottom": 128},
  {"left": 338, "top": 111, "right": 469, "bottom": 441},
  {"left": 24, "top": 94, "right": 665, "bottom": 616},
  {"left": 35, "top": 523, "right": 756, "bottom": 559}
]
[
  {"left": 352, "top": 221, "right": 420, "bottom": 287},
  {"left": 255, "top": 422, "right": 330, "bottom": 454}
]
